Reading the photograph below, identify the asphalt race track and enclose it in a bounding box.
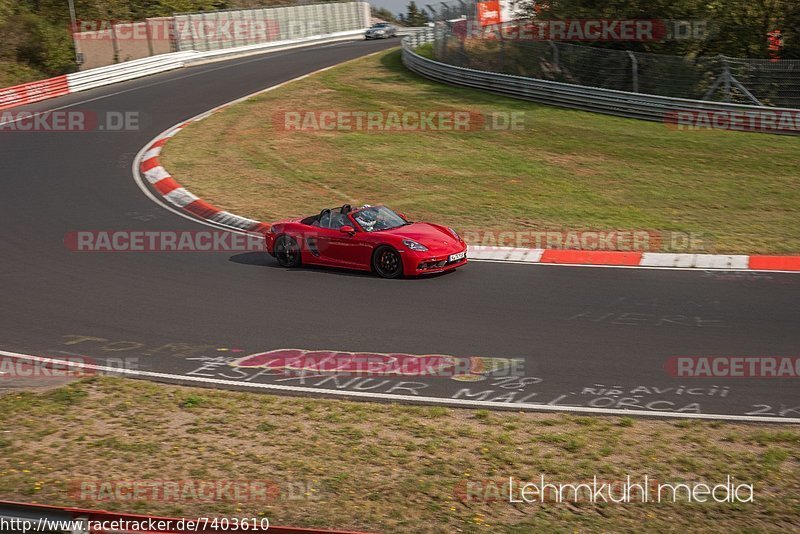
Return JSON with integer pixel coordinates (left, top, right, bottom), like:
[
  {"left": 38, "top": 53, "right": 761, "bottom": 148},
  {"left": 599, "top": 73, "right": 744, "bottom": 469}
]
[{"left": 1, "top": 39, "right": 799, "bottom": 422}]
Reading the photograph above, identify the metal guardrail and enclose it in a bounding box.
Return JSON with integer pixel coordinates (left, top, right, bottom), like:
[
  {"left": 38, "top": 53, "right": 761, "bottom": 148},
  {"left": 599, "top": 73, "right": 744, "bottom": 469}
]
[
  {"left": 0, "top": 30, "right": 366, "bottom": 111},
  {"left": 396, "top": 27, "right": 430, "bottom": 37},
  {"left": 184, "top": 29, "right": 366, "bottom": 64},
  {"left": 401, "top": 31, "right": 800, "bottom": 135},
  {"left": 67, "top": 52, "right": 201, "bottom": 92},
  {"left": 68, "top": 29, "right": 368, "bottom": 92}
]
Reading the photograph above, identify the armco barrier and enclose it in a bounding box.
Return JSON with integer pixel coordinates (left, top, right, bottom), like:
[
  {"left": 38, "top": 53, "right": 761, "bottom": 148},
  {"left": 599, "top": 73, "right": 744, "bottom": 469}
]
[
  {"left": 401, "top": 31, "right": 800, "bottom": 135},
  {"left": 66, "top": 52, "right": 201, "bottom": 93},
  {"left": 180, "top": 29, "right": 368, "bottom": 65},
  {"left": 0, "top": 29, "right": 367, "bottom": 113},
  {"left": 396, "top": 27, "right": 429, "bottom": 36}
]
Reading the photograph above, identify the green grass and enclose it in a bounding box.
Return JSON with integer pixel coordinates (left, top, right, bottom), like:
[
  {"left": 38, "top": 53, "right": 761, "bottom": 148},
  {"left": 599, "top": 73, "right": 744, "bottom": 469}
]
[
  {"left": 0, "top": 60, "right": 48, "bottom": 87},
  {"left": 0, "top": 378, "right": 799, "bottom": 532},
  {"left": 161, "top": 49, "right": 800, "bottom": 254}
]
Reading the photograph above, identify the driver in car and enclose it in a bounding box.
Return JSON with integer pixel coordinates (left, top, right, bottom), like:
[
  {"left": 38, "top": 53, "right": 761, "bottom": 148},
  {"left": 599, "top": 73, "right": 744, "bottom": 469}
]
[{"left": 354, "top": 209, "right": 375, "bottom": 231}]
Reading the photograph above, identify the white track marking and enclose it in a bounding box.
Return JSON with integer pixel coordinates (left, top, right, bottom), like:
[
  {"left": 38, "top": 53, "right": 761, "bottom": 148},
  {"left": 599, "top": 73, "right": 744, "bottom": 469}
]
[
  {"left": 142, "top": 147, "right": 161, "bottom": 161},
  {"left": 143, "top": 166, "right": 170, "bottom": 184},
  {"left": 6, "top": 42, "right": 786, "bottom": 423},
  {"left": 162, "top": 187, "right": 199, "bottom": 208},
  {"left": 1, "top": 350, "right": 797, "bottom": 423},
  {"left": 468, "top": 258, "right": 800, "bottom": 274}
]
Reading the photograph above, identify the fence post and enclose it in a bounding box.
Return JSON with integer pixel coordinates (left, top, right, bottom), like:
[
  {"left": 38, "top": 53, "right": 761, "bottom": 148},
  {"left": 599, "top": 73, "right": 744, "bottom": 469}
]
[
  {"left": 145, "top": 19, "right": 154, "bottom": 57},
  {"left": 721, "top": 56, "right": 731, "bottom": 102},
  {"left": 549, "top": 41, "right": 559, "bottom": 71},
  {"left": 498, "top": 35, "right": 505, "bottom": 71},
  {"left": 200, "top": 12, "right": 208, "bottom": 51},
  {"left": 459, "top": 30, "right": 466, "bottom": 66},
  {"left": 186, "top": 15, "right": 195, "bottom": 52},
  {"left": 627, "top": 50, "right": 638, "bottom": 93},
  {"left": 170, "top": 16, "right": 179, "bottom": 52},
  {"left": 220, "top": 11, "right": 229, "bottom": 49},
  {"left": 110, "top": 22, "right": 120, "bottom": 63}
]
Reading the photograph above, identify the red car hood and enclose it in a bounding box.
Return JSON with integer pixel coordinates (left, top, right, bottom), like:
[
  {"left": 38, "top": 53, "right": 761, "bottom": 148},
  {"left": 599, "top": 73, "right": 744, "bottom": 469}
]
[{"left": 384, "top": 223, "right": 462, "bottom": 253}]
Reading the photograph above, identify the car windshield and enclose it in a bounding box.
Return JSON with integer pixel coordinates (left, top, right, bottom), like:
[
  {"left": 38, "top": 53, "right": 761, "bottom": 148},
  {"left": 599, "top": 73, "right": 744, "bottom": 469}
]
[{"left": 352, "top": 206, "right": 407, "bottom": 232}]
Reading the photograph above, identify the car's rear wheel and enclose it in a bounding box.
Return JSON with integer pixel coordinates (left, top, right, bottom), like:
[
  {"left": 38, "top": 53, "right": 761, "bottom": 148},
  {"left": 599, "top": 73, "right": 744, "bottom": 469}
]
[
  {"left": 373, "top": 246, "right": 403, "bottom": 279},
  {"left": 275, "top": 235, "right": 301, "bottom": 268}
]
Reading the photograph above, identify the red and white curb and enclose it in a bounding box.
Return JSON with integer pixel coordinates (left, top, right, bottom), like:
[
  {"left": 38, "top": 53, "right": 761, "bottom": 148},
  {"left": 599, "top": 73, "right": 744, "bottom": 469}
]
[
  {"left": 468, "top": 247, "right": 800, "bottom": 272},
  {"left": 133, "top": 62, "right": 368, "bottom": 237},
  {"left": 135, "top": 66, "right": 800, "bottom": 273},
  {"left": 139, "top": 122, "right": 269, "bottom": 235}
]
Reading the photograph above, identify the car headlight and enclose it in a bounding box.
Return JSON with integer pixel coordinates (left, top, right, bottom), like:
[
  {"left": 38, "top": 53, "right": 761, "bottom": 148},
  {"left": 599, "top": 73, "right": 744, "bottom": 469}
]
[
  {"left": 402, "top": 239, "right": 428, "bottom": 252},
  {"left": 447, "top": 227, "right": 461, "bottom": 240}
]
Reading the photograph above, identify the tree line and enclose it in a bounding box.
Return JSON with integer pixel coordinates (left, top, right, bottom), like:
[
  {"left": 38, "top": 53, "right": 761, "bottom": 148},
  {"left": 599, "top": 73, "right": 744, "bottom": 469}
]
[
  {"left": 513, "top": 0, "right": 799, "bottom": 59},
  {"left": 1, "top": 0, "right": 796, "bottom": 86},
  {"left": 0, "top": 0, "right": 344, "bottom": 84}
]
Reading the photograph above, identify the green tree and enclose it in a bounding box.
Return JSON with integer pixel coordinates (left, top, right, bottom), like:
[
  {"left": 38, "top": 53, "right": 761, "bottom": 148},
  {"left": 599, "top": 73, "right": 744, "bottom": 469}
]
[
  {"left": 406, "top": 1, "right": 429, "bottom": 27},
  {"left": 512, "top": 0, "right": 798, "bottom": 58},
  {"left": 372, "top": 6, "right": 399, "bottom": 24}
]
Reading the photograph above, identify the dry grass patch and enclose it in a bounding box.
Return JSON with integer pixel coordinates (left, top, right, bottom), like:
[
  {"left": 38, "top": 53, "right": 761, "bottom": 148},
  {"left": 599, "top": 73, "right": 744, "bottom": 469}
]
[
  {"left": 0, "top": 378, "right": 798, "bottom": 532},
  {"left": 161, "top": 50, "right": 800, "bottom": 254}
]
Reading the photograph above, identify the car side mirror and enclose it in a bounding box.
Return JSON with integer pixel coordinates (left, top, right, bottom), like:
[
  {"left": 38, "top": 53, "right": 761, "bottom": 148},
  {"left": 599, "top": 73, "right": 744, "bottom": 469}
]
[
  {"left": 397, "top": 212, "right": 408, "bottom": 220},
  {"left": 340, "top": 225, "right": 355, "bottom": 235}
]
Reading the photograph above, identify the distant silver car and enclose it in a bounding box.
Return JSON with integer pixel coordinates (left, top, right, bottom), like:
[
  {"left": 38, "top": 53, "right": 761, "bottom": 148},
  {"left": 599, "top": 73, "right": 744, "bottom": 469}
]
[{"left": 365, "top": 23, "right": 398, "bottom": 39}]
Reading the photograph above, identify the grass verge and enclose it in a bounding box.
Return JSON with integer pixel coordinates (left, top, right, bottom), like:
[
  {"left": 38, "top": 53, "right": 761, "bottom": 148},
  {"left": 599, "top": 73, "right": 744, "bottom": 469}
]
[
  {"left": 0, "top": 60, "right": 48, "bottom": 88},
  {"left": 0, "top": 378, "right": 798, "bottom": 532},
  {"left": 161, "top": 49, "right": 800, "bottom": 255}
]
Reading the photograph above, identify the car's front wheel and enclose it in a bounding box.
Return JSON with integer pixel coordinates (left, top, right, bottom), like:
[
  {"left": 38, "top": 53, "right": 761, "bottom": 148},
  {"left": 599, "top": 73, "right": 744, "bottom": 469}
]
[
  {"left": 373, "top": 246, "right": 403, "bottom": 279},
  {"left": 274, "top": 235, "right": 301, "bottom": 268}
]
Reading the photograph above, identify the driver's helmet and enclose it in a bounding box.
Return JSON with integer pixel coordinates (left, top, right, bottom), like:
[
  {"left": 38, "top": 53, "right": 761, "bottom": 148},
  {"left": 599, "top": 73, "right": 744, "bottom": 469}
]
[{"left": 354, "top": 206, "right": 377, "bottom": 228}]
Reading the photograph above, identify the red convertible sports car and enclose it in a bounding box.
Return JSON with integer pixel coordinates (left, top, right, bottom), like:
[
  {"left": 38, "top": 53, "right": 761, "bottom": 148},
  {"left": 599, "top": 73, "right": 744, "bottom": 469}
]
[{"left": 264, "top": 205, "right": 468, "bottom": 278}]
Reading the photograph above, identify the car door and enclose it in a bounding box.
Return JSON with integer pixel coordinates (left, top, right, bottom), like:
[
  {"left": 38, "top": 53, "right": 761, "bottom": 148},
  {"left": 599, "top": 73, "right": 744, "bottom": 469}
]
[{"left": 315, "top": 212, "right": 369, "bottom": 268}]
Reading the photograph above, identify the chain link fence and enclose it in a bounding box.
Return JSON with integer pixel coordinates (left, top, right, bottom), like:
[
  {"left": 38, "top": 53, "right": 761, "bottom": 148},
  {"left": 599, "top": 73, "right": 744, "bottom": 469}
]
[
  {"left": 72, "top": 2, "right": 370, "bottom": 70},
  {"left": 421, "top": 0, "right": 477, "bottom": 22},
  {"left": 431, "top": 23, "right": 800, "bottom": 108}
]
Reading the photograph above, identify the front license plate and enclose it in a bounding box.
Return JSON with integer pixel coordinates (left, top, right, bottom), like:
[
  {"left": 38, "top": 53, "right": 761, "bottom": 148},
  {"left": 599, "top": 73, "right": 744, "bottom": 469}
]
[{"left": 449, "top": 251, "right": 466, "bottom": 262}]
